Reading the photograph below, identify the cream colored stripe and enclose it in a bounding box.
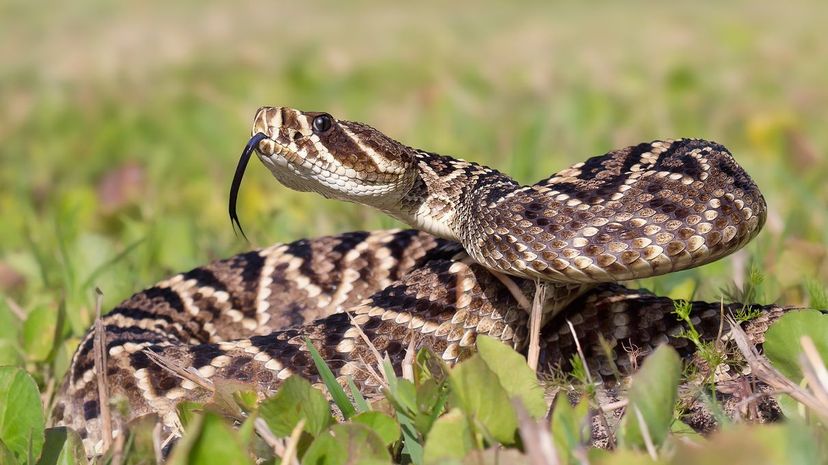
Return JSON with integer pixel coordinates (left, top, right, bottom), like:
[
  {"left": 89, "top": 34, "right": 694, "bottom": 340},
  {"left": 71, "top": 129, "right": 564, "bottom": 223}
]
[{"left": 341, "top": 125, "right": 387, "bottom": 169}]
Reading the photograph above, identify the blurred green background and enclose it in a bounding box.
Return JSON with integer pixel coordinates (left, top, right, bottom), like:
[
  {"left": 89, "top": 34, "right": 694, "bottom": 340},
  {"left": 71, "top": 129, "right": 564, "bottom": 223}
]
[{"left": 1, "top": 0, "right": 827, "bottom": 349}]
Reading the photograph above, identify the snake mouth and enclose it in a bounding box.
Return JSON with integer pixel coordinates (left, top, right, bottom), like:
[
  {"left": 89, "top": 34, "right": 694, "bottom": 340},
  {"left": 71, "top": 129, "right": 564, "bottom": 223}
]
[
  {"left": 254, "top": 138, "right": 303, "bottom": 171},
  {"left": 250, "top": 106, "right": 307, "bottom": 168}
]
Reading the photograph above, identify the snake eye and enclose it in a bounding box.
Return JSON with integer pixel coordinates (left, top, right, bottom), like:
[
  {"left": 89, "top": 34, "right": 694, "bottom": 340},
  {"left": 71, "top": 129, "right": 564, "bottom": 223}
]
[{"left": 312, "top": 114, "right": 333, "bottom": 134}]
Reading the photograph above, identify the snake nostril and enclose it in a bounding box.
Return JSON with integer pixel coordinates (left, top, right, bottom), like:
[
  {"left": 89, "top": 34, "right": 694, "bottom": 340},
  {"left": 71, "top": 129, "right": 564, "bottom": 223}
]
[{"left": 292, "top": 132, "right": 303, "bottom": 142}]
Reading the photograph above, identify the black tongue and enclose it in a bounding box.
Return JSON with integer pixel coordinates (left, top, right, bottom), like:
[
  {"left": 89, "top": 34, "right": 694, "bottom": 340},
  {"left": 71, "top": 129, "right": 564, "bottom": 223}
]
[{"left": 229, "top": 132, "right": 269, "bottom": 241}]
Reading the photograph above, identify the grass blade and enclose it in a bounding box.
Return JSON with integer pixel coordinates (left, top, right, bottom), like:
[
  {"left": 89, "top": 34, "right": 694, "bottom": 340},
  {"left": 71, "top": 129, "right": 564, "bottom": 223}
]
[
  {"left": 304, "top": 337, "right": 356, "bottom": 419},
  {"left": 346, "top": 376, "right": 370, "bottom": 413},
  {"left": 398, "top": 413, "right": 423, "bottom": 465}
]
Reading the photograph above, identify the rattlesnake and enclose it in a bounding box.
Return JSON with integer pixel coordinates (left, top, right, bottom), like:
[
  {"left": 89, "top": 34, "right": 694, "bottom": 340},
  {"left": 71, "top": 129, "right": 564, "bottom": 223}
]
[{"left": 55, "top": 107, "right": 771, "bottom": 455}]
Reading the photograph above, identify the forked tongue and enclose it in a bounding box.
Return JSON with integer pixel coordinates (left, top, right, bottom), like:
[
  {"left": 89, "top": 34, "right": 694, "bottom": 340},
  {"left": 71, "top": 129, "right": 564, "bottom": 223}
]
[{"left": 229, "top": 132, "right": 269, "bottom": 240}]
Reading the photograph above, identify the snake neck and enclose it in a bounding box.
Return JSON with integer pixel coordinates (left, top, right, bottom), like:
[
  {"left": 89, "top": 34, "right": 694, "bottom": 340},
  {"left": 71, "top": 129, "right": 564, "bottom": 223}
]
[{"left": 384, "top": 150, "right": 520, "bottom": 242}]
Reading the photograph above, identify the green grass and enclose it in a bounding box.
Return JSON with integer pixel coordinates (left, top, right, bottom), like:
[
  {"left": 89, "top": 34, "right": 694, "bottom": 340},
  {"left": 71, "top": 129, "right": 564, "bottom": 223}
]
[{"left": 1, "top": 0, "right": 828, "bottom": 463}]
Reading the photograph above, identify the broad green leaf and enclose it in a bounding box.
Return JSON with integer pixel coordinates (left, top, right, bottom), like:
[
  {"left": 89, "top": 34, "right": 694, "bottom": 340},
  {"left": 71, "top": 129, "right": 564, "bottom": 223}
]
[
  {"left": 0, "top": 304, "right": 21, "bottom": 365},
  {"left": 448, "top": 354, "right": 518, "bottom": 445},
  {"left": 669, "top": 420, "right": 702, "bottom": 443},
  {"left": 423, "top": 408, "right": 474, "bottom": 465},
  {"left": 176, "top": 401, "right": 203, "bottom": 429},
  {"left": 388, "top": 379, "right": 418, "bottom": 416},
  {"left": 462, "top": 448, "right": 529, "bottom": 465},
  {"left": 36, "top": 427, "right": 88, "bottom": 465},
  {"left": 476, "top": 335, "right": 546, "bottom": 418},
  {"left": 776, "top": 392, "right": 803, "bottom": 419},
  {"left": 0, "top": 367, "right": 45, "bottom": 463},
  {"left": 0, "top": 299, "right": 20, "bottom": 341},
  {"left": 764, "top": 310, "right": 828, "bottom": 381},
  {"left": 0, "top": 340, "right": 22, "bottom": 366},
  {"left": 22, "top": 305, "right": 58, "bottom": 362},
  {"left": 618, "top": 345, "right": 681, "bottom": 450},
  {"left": 301, "top": 433, "right": 344, "bottom": 465},
  {"left": 550, "top": 394, "right": 590, "bottom": 463},
  {"left": 301, "top": 423, "right": 391, "bottom": 465},
  {"left": 351, "top": 412, "right": 400, "bottom": 446},
  {"left": 590, "top": 448, "right": 665, "bottom": 464},
  {"left": 671, "top": 423, "right": 821, "bottom": 465},
  {"left": 233, "top": 389, "right": 259, "bottom": 413},
  {"left": 237, "top": 413, "right": 257, "bottom": 447},
  {"left": 414, "top": 378, "right": 448, "bottom": 435},
  {"left": 411, "top": 349, "right": 451, "bottom": 435},
  {"left": 0, "top": 440, "right": 18, "bottom": 465},
  {"left": 383, "top": 379, "right": 417, "bottom": 421},
  {"left": 259, "top": 375, "right": 333, "bottom": 438},
  {"left": 414, "top": 348, "right": 449, "bottom": 387},
  {"left": 167, "top": 411, "right": 253, "bottom": 465},
  {"left": 120, "top": 415, "right": 162, "bottom": 463}
]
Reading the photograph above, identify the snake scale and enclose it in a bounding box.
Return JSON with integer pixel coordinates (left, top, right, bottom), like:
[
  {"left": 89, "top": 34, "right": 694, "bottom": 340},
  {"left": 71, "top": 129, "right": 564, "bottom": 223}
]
[{"left": 54, "top": 107, "right": 773, "bottom": 456}]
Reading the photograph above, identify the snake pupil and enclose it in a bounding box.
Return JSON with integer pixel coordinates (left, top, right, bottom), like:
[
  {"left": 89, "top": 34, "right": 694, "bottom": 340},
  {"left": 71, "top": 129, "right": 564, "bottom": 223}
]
[{"left": 312, "top": 114, "right": 333, "bottom": 133}]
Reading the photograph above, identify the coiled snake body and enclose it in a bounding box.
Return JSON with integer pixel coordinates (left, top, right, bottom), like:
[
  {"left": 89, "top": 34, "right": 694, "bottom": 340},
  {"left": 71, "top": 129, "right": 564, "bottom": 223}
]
[{"left": 55, "top": 107, "right": 769, "bottom": 455}]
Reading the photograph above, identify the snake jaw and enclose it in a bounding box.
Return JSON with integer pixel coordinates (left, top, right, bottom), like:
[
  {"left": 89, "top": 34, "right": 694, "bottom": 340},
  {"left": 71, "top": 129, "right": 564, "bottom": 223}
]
[
  {"left": 255, "top": 139, "right": 296, "bottom": 170},
  {"left": 257, "top": 146, "right": 318, "bottom": 194}
]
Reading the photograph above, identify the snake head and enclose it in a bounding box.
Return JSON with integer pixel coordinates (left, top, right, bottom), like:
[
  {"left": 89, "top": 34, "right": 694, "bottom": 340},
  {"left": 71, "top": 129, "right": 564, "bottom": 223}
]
[{"left": 251, "top": 107, "right": 418, "bottom": 206}]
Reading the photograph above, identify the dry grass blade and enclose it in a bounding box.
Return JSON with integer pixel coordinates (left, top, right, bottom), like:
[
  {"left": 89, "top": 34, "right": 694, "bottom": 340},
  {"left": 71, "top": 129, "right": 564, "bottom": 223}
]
[
  {"left": 92, "top": 287, "right": 113, "bottom": 453},
  {"left": 3, "top": 296, "right": 25, "bottom": 320},
  {"left": 142, "top": 350, "right": 215, "bottom": 391},
  {"left": 489, "top": 269, "right": 531, "bottom": 311},
  {"left": 597, "top": 335, "right": 623, "bottom": 383},
  {"left": 356, "top": 354, "right": 387, "bottom": 387},
  {"left": 346, "top": 310, "right": 390, "bottom": 386},
  {"left": 716, "top": 298, "right": 726, "bottom": 352},
  {"left": 633, "top": 406, "right": 658, "bottom": 460},
  {"left": 109, "top": 430, "right": 125, "bottom": 465},
  {"left": 527, "top": 281, "right": 547, "bottom": 372},
  {"left": 566, "top": 319, "right": 593, "bottom": 386},
  {"left": 727, "top": 316, "right": 828, "bottom": 419},
  {"left": 402, "top": 336, "right": 417, "bottom": 382},
  {"left": 254, "top": 417, "right": 287, "bottom": 457},
  {"left": 733, "top": 390, "right": 776, "bottom": 413},
  {"left": 600, "top": 399, "right": 628, "bottom": 412},
  {"left": 152, "top": 422, "right": 164, "bottom": 465},
  {"left": 799, "top": 336, "right": 828, "bottom": 407},
  {"left": 594, "top": 404, "right": 616, "bottom": 449},
  {"left": 515, "top": 400, "right": 560, "bottom": 465},
  {"left": 281, "top": 418, "right": 305, "bottom": 465},
  {"left": 566, "top": 319, "right": 616, "bottom": 448}
]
